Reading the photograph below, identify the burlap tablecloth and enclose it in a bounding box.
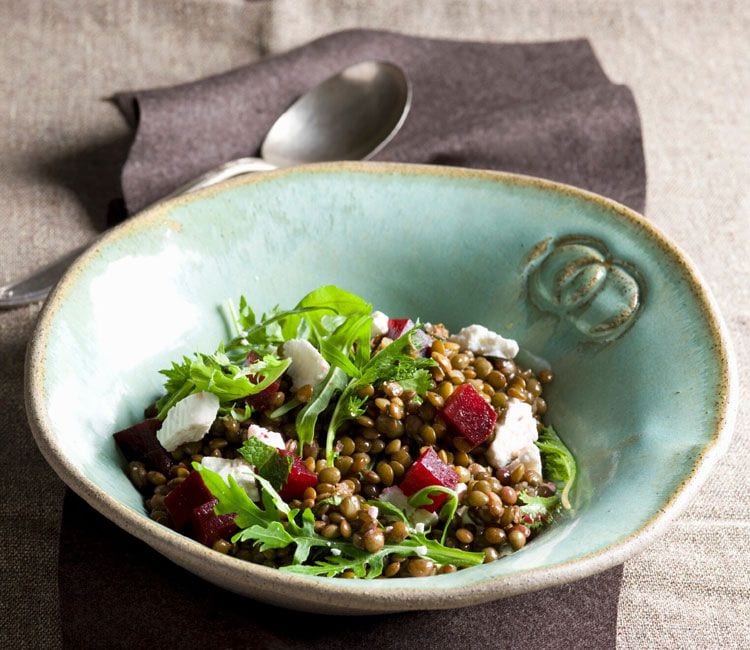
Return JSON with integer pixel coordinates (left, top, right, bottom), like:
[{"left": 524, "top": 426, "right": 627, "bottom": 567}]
[{"left": 1, "top": 2, "right": 748, "bottom": 648}]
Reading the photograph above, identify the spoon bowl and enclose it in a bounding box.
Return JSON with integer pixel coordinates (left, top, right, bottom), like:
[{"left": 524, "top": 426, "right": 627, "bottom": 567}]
[{"left": 261, "top": 61, "right": 411, "bottom": 167}]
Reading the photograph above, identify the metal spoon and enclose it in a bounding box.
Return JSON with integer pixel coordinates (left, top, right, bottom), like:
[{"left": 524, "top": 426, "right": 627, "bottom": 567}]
[{"left": 1, "top": 60, "right": 411, "bottom": 307}]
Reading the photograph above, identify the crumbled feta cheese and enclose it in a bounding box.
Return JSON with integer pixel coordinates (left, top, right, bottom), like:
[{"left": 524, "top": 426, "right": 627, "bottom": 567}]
[
  {"left": 379, "top": 486, "right": 409, "bottom": 509},
  {"left": 330, "top": 548, "right": 342, "bottom": 556},
  {"left": 371, "top": 310, "right": 389, "bottom": 337},
  {"left": 450, "top": 324, "right": 519, "bottom": 359},
  {"left": 414, "top": 545, "right": 428, "bottom": 556},
  {"left": 157, "top": 391, "right": 219, "bottom": 452},
  {"left": 200, "top": 456, "right": 259, "bottom": 501},
  {"left": 379, "top": 486, "right": 439, "bottom": 528},
  {"left": 414, "top": 522, "right": 425, "bottom": 534},
  {"left": 247, "top": 424, "right": 285, "bottom": 450},
  {"left": 410, "top": 508, "right": 439, "bottom": 528},
  {"left": 486, "top": 398, "right": 541, "bottom": 472},
  {"left": 510, "top": 444, "right": 542, "bottom": 474},
  {"left": 282, "top": 338, "right": 330, "bottom": 390},
  {"left": 456, "top": 505, "right": 474, "bottom": 526}
]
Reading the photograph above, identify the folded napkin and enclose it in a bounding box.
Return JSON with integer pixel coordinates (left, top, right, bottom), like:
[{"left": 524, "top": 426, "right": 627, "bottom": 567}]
[
  {"left": 114, "top": 29, "right": 645, "bottom": 215},
  {"left": 59, "top": 29, "right": 645, "bottom": 649}
]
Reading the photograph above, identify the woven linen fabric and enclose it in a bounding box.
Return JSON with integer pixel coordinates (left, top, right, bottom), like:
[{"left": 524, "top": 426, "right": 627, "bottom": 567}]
[{"left": 1, "top": 2, "right": 747, "bottom": 649}]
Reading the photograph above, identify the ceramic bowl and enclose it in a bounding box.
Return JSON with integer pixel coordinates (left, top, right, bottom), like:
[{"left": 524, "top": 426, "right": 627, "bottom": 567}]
[{"left": 26, "top": 162, "right": 737, "bottom": 614}]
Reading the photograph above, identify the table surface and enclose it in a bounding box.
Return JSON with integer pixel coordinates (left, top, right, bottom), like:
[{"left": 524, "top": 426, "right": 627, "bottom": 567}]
[{"left": 1, "top": 1, "right": 748, "bottom": 647}]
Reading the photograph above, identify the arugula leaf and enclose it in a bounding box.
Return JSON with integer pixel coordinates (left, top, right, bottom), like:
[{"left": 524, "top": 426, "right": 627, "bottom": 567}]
[
  {"left": 295, "top": 367, "right": 349, "bottom": 448},
  {"left": 324, "top": 328, "right": 437, "bottom": 464},
  {"left": 279, "top": 286, "right": 371, "bottom": 345},
  {"left": 237, "top": 437, "right": 293, "bottom": 490},
  {"left": 269, "top": 398, "right": 301, "bottom": 419},
  {"left": 536, "top": 426, "right": 577, "bottom": 510},
  {"left": 237, "top": 295, "right": 256, "bottom": 332},
  {"left": 407, "top": 486, "right": 459, "bottom": 544},
  {"left": 280, "top": 534, "right": 484, "bottom": 578},
  {"left": 367, "top": 499, "right": 409, "bottom": 524},
  {"left": 192, "top": 463, "right": 274, "bottom": 529},
  {"left": 198, "top": 460, "right": 482, "bottom": 579},
  {"left": 218, "top": 403, "right": 254, "bottom": 423}
]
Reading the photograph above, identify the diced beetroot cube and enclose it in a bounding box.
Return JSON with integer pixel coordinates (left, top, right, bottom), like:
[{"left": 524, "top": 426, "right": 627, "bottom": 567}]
[
  {"left": 441, "top": 383, "right": 497, "bottom": 448},
  {"left": 243, "top": 350, "right": 282, "bottom": 409},
  {"left": 142, "top": 448, "right": 174, "bottom": 477},
  {"left": 113, "top": 418, "right": 173, "bottom": 476},
  {"left": 245, "top": 379, "right": 281, "bottom": 411},
  {"left": 164, "top": 471, "right": 214, "bottom": 530},
  {"left": 278, "top": 451, "right": 318, "bottom": 500},
  {"left": 399, "top": 448, "right": 458, "bottom": 512},
  {"left": 386, "top": 318, "right": 414, "bottom": 340},
  {"left": 190, "top": 499, "right": 237, "bottom": 547}
]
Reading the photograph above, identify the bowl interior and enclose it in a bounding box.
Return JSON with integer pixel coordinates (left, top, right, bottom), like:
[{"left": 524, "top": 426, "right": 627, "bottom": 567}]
[{"left": 29, "top": 163, "right": 732, "bottom": 601}]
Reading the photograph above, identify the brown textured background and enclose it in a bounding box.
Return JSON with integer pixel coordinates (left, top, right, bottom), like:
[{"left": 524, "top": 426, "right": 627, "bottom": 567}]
[{"left": 1, "top": 2, "right": 748, "bottom": 648}]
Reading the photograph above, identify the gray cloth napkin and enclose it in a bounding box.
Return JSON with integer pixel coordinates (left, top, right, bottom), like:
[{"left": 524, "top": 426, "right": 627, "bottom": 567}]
[
  {"left": 114, "top": 29, "right": 645, "bottom": 214},
  {"left": 59, "top": 29, "right": 645, "bottom": 649}
]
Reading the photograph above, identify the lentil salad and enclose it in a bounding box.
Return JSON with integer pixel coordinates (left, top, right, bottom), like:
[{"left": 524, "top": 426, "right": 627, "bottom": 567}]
[{"left": 114, "top": 285, "right": 577, "bottom": 578}]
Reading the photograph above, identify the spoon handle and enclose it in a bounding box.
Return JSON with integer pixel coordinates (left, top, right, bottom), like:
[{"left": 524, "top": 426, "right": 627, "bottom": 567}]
[{"left": 0, "top": 157, "right": 277, "bottom": 309}]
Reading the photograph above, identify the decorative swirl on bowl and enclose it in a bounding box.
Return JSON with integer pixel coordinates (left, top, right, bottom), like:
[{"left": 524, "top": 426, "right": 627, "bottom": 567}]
[{"left": 527, "top": 236, "right": 644, "bottom": 342}]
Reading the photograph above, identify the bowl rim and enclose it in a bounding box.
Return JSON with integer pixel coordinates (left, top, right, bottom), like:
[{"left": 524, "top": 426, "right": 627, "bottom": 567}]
[{"left": 25, "top": 161, "right": 739, "bottom": 611}]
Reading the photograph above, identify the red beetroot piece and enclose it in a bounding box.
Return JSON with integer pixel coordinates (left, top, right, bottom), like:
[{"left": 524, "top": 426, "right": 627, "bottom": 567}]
[
  {"left": 386, "top": 318, "right": 433, "bottom": 356},
  {"left": 441, "top": 383, "right": 497, "bottom": 448},
  {"left": 191, "top": 499, "right": 237, "bottom": 547},
  {"left": 245, "top": 379, "right": 281, "bottom": 411},
  {"left": 113, "top": 418, "right": 173, "bottom": 476},
  {"left": 164, "top": 471, "right": 215, "bottom": 530},
  {"left": 244, "top": 350, "right": 282, "bottom": 410},
  {"left": 386, "top": 318, "right": 414, "bottom": 340},
  {"left": 399, "top": 448, "right": 458, "bottom": 512},
  {"left": 278, "top": 451, "right": 318, "bottom": 500}
]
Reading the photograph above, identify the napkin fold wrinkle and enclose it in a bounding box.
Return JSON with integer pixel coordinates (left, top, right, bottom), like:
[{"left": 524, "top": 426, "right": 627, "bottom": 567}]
[{"left": 114, "top": 29, "right": 645, "bottom": 214}]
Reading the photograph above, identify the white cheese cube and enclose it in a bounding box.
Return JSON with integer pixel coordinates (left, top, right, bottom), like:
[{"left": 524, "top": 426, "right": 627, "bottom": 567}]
[
  {"left": 370, "top": 310, "right": 390, "bottom": 337},
  {"left": 247, "top": 424, "right": 285, "bottom": 450},
  {"left": 157, "top": 391, "right": 219, "bottom": 452},
  {"left": 379, "top": 486, "right": 439, "bottom": 528},
  {"left": 486, "top": 398, "right": 541, "bottom": 471},
  {"left": 282, "top": 338, "right": 330, "bottom": 390},
  {"left": 450, "top": 324, "right": 519, "bottom": 359},
  {"left": 200, "top": 456, "right": 259, "bottom": 501}
]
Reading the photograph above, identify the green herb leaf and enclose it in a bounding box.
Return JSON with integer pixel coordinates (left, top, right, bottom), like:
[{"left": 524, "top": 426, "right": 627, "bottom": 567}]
[
  {"left": 406, "top": 486, "right": 459, "bottom": 544},
  {"left": 237, "top": 437, "right": 293, "bottom": 490},
  {"left": 535, "top": 426, "right": 577, "bottom": 510},
  {"left": 279, "top": 286, "right": 371, "bottom": 345},
  {"left": 295, "top": 367, "right": 349, "bottom": 448},
  {"left": 197, "top": 460, "right": 482, "bottom": 579},
  {"left": 192, "top": 463, "right": 273, "bottom": 529},
  {"left": 324, "top": 327, "right": 436, "bottom": 463}
]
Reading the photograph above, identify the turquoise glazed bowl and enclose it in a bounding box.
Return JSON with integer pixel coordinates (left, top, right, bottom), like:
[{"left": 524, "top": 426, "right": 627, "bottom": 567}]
[{"left": 26, "top": 162, "right": 737, "bottom": 614}]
